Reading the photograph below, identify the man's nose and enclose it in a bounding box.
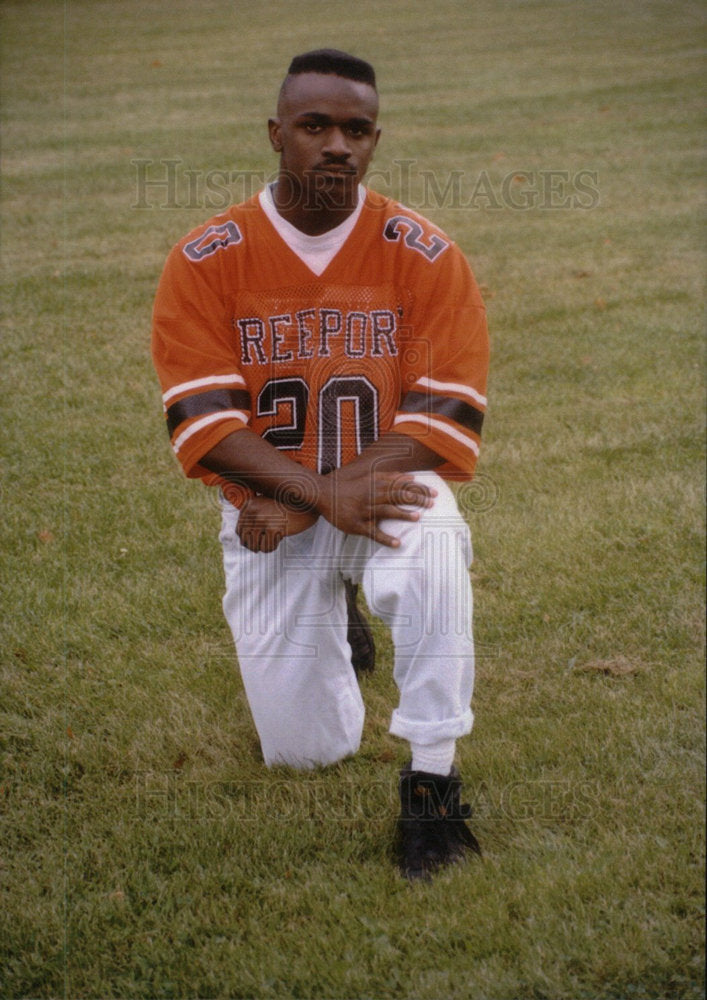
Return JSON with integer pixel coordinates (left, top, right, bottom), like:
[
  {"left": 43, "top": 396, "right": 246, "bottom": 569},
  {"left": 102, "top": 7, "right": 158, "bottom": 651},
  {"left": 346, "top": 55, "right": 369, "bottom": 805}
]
[{"left": 322, "top": 127, "right": 351, "bottom": 158}]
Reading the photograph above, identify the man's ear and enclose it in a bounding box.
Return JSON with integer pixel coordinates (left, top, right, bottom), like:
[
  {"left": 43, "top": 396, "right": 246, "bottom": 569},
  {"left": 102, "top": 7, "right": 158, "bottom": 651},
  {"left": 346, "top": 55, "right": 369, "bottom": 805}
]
[{"left": 268, "top": 118, "right": 282, "bottom": 153}]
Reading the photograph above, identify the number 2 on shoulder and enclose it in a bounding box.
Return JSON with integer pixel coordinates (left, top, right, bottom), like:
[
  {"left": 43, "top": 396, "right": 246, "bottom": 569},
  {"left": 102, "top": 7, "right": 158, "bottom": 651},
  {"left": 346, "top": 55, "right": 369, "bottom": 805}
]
[{"left": 383, "top": 215, "right": 450, "bottom": 262}]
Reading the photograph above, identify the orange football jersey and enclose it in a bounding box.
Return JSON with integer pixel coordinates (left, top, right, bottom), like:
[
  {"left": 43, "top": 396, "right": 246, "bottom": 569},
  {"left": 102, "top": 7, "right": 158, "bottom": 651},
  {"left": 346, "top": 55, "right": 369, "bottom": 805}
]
[{"left": 152, "top": 189, "right": 489, "bottom": 502}]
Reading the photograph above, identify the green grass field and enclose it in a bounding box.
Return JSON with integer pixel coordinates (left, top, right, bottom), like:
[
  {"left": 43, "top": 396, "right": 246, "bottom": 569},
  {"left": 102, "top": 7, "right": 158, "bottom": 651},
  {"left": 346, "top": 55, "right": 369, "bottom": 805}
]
[{"left": 1, "top": 1, "right": 704, "bottom": 997}]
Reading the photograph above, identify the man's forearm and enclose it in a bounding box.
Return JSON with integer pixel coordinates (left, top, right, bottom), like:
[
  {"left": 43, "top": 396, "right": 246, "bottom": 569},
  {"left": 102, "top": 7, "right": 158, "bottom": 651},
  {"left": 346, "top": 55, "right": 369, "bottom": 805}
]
[
  {"left": 201, "top": 427, "right": 443, "bottom": 546},
  {"left": 333, "top": 432, "right": 442, "bottom": 481},
  {"left": 200, "top": 428, "right": 322, "bottom": 510},
  {"left": 202, "top": 429, "right": 442, "bottom": 504}
]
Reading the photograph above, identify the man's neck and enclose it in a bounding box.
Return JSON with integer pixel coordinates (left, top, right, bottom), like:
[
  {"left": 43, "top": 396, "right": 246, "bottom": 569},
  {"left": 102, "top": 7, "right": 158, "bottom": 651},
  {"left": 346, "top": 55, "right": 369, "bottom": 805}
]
[{"left": 271, "top": 177, "right": 360, "bottom": 236}]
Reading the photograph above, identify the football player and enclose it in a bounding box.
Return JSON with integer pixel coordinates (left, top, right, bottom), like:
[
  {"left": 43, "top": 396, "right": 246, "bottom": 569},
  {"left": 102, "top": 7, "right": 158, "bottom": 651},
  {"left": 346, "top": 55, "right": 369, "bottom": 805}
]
[{"left": 152, "top": 49, "right": 489, "bottom": 879}]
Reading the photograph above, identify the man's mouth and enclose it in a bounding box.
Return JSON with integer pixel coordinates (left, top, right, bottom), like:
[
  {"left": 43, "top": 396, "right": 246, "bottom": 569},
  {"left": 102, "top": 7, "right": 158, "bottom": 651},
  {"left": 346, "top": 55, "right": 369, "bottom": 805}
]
[{"left": 313, "top": 165, "right": 357, "bottom": 175}]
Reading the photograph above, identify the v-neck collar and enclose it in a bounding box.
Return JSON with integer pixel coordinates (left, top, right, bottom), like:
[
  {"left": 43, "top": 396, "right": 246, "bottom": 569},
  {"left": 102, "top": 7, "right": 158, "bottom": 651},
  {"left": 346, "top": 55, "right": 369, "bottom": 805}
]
[{"left": 258, "top": 184, "right": 366, "bottom": 278}]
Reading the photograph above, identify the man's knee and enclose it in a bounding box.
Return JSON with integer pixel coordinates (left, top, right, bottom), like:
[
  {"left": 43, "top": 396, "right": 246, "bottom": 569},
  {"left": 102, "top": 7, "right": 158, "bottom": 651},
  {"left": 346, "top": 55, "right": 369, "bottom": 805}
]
[{"left": 395, "top": 474, "right": 473, "bottom": 567}]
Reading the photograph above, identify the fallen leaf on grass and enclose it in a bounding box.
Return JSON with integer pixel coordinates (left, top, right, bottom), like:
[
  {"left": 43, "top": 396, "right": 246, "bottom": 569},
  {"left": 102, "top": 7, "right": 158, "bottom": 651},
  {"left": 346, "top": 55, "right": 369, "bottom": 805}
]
[{"left": 576, "top": 656, "right": 641, "bottom": 677}]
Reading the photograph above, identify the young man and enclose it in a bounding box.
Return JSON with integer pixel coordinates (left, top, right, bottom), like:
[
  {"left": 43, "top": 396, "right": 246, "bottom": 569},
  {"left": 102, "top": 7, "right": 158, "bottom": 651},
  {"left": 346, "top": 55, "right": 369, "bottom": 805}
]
[{"left": 152, "top": 49, "right": 489, "bottom": 880}]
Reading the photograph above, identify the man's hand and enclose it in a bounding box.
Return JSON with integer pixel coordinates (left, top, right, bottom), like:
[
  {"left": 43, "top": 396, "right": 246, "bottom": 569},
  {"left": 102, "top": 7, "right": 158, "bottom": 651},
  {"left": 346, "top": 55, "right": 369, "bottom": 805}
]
[
  {"left": 236, "top": 496, "right": 318, "bottom": 553},
  {"left": 317, "top": 467, "right": 437, "bottom": 548},
  {"left": 202, "top": 428, "right": 443, "bottom": 550}
]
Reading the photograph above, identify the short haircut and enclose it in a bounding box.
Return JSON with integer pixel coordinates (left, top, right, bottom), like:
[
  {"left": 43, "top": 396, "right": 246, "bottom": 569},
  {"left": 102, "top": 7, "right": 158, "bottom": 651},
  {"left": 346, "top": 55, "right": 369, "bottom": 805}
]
[{"left": 285, "top": 49, "right": 377, "bottom": 90}]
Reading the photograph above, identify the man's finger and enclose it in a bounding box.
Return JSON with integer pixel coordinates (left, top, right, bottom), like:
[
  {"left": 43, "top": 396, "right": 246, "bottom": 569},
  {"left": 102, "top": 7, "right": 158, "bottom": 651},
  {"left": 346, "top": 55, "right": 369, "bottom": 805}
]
[
  {"left": 372, "top": 526, "right": 402, "bottom": 548},
  {"left": 376, "top": 504, "right": 422, "bottom": 523},
  {"left": 377, "top": 476, "right": 437, "bottom": 507}
]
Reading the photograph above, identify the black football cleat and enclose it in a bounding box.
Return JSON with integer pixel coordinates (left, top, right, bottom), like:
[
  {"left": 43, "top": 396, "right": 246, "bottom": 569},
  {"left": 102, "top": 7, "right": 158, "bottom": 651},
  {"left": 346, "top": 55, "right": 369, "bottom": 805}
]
[
  {"left": 344, "top": 579, "right": 376, "bottom": 675},
  {"left": 397, "top": 764, "right": 481, "bottom": 881}
]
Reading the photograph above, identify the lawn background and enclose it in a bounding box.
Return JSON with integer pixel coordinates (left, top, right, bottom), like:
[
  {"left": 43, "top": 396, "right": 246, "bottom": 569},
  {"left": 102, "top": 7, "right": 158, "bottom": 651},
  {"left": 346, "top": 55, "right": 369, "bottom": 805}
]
[{"left": 0, "top": 1, "right": 704, "bottom": 998}]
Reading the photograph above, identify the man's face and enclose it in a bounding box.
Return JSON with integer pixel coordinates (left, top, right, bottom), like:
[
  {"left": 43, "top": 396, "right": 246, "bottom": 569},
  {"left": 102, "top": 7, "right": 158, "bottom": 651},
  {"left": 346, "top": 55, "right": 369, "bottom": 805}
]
[{"left": 269, "top": 72, "right": 380, "bottom": 210}]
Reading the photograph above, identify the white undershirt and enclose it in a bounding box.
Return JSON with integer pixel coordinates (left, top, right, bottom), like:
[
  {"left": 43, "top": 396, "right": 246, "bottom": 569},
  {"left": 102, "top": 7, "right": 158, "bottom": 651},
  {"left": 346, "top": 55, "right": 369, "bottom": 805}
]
[{"left": 258, "top": 183, "right": 365, "bottom": 276}]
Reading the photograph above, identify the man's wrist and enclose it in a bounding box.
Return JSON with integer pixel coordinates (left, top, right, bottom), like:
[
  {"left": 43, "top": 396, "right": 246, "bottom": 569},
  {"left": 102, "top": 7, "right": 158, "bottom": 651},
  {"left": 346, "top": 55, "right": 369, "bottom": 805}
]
[
  {"left": 274, "top": 469, "right": 327, "bottom": 515},
  {"left": 311, "top": 472, "right": 334, "bottom": 520}
]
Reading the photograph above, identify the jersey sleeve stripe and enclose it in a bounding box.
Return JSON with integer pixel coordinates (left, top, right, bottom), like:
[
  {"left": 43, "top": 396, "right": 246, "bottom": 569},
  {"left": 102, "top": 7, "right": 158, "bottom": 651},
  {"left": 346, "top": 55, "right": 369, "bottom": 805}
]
[
  {"left": 172, "top": 410, "right": 250, "bottom": 455},
  {"left": 399, "top": 390, "right": 484, "bottom": 436},
  {"left": 166, "top": 388, "right": 252, "bottom": 436},
  {"left": 162, "top": 373, "right": 247, "bottom": 407},
  {"left": 393, "top": 413, "right": 480, "bottom": 457},
  {"left": 414, "top": 375, "right": 487, "bottom": 409}
]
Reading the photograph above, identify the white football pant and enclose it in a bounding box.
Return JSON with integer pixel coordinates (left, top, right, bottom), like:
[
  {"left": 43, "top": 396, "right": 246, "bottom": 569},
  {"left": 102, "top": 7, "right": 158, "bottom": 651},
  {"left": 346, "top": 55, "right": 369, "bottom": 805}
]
[{"left": 219, "top": 472, "right": 475, "bottom": 769}]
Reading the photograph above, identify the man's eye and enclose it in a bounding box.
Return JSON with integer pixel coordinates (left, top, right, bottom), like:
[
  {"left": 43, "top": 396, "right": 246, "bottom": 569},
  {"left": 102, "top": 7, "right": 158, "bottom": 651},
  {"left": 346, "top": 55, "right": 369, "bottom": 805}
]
[{"left": 304, "top": 123, "right": 323, "bottom": 133}]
